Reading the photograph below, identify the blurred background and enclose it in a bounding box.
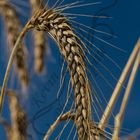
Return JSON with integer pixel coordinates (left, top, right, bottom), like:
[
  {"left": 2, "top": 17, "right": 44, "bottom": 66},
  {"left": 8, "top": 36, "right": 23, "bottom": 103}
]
[{"left": 0, "top": 0, "right": 140, "bottom": 139}]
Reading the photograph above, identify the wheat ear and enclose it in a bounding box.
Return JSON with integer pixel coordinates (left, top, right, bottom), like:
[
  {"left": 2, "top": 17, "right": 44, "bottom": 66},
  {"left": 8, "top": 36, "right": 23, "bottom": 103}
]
[
  {"left": 30, "top": 0, "right": 48, "bottom": 73},
  {"left": 0, "top": 0, "right": 29, "bottom": 87},
  {"left": 0, "top": 5, "right": 107, "bottom": 139},
  {"left": 0, "top": 9, "right": 93, "bottom": 139},
  {"left": 8, "top": 91, "right": 28, "bottom": 140},
  {"left": 0, "top": 88, "right": 28, "bottom": 140},
  {"left": 31, "top": 9, "right": 94, "bottom": 139}
]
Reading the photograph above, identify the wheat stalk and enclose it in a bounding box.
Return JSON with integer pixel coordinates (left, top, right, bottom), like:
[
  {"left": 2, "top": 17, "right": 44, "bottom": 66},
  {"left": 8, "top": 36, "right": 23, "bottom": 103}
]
[
  {"left": 0, "top": 0, "right": 29, "bottom": 87},
  {"left": 112, "top": 49, "right": 140, "bottom": 140},
  {"left": 32, "top": 9, "right": 93, "bottom": 139},
  {"left": 30, "top": 0, "right": 48, "bottom": 73},
  {"left": 99, "top": 38, "right": 140, "bottom": 130}
]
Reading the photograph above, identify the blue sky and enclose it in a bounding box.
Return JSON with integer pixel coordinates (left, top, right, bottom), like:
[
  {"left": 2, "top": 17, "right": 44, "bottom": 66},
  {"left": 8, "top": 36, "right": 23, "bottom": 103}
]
[{"left": 0, "top": 0, "right": 140, "bottom": 139}]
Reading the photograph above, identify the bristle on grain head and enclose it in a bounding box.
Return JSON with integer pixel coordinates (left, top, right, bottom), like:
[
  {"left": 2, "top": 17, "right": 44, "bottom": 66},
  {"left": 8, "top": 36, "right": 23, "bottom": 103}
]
[{"left": 28, "top": 8, "right": 94, "bottom": 139}]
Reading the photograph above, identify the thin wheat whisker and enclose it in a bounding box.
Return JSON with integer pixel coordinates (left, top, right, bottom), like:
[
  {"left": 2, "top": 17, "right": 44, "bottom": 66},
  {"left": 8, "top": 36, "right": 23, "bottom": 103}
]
[
  {"left": 90, "top": 73, "right": 115, "bottom": 119},
  {"left": 63, "top": 13, "right": 112, "bottom": 19},
  {"left": 55, "top": 101, "right": 75, "bottom": 140},
  {"left": 73, "top": 24, "right": 122, "bottom": 54},
  {"left": 91, "top": 97, "right": 101, "bottom": 121},
  {"left": 73, "top": 129, "right": 77, "bottom": 140},
  {"left": 94, "top": 35, "right": 126, "bottom": 52},
  {"left": 43, "top": 111, "right": 75, "bottom": 140},
  {"left": 83, "top": 46, "right": 125, "bottom": 89},
  {"left": 89, "top": 83, "right": 107, "bottom": 122},
  {"left": 73, "top": 27, "right": 122, "bottom": 70},
  {"left": 55, "top": 1, "right": 102, "bottom": 11},
  {"left": 56, "top": 112, "right": 74, "bottom": 140},
  {"left": 59, "top": 80, "right": 72, "bottom": 117},
  {"left": 60, "top": 59, "right": 66, "bottom": 85},
  {"left": 54, "top": 0, "right": 83, "bottom": 11},
  {"left": 66, "top": 121, "right": 75, "bottom": 140},
  {"left": 72, "top": 31, "right": 118, "bottom": 90},
  {"left": 57, "top": 67, "right": 68, "bottom": 98},
  {"left": 69, "top": 19, "right": 116, "bottom": 37},
  {"left": 66, "top": 80, "right": 72, "bottom": 100},
  {"left": 85, "top": 55, "right": 114, "bottom": 89},
  {"left": 90, "top": 64, "right": 114, "bottom": 89},
  {"left": 75, "top": 25, "right": 124, "bottom": 53},
  {"left": 52, "top": 0, "right": 63, "bottom": 9},
  {"left": 56, "top": 0, "right": 65, "bottom": 8},
  {"left": 91, "top": 88, "right": 104, "bottom": 116},
  {"left": 52, "top": 85, "right": 74, "bottom": 140},
  {"left": 74, "top": 30, "right": 121, "bottom": 83}
]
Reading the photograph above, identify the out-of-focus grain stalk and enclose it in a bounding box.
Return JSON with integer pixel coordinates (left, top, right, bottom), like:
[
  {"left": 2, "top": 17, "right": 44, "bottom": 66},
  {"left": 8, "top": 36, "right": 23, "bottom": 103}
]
[
  {"left": 0, "top": 20, "right": 32, "bottom": 113},
  {"left": 99, "top": 38, "right": 140, "bottom": 130},
  {"left": 0, "top": 90, "right": 28, "bottom": 140},
  {"left": 0, "top": 0, "right": 29, "bottom": 87},
  {"left": 8, "top": 91, "right": 28, "bottom": 140},
  {"left": 0, "top": 117, "right": 12, "bottom": 140},
  {"left": 30, "top": 0, "right": 48, "bottom": 73},
  {"left": 112, "top": 49, "right": 140, "bottom": 140}
]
